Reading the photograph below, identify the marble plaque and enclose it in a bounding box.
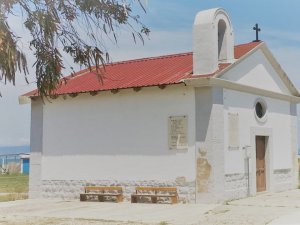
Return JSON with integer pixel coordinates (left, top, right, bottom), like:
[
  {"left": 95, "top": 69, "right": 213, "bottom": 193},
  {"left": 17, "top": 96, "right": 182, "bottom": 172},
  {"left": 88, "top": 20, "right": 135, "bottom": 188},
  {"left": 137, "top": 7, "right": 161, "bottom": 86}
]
[
  {"left": 228, "top": 112, "right": 239, "bottom": 149},
  {"left": 168, "top": 116, "right": 188, "bottom": 150}
]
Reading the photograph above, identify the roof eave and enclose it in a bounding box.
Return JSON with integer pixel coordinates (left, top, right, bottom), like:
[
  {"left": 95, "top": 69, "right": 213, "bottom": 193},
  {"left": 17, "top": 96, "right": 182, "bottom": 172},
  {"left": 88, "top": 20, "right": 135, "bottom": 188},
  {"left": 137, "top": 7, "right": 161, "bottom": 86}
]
[
  {"left": 19, "top": 96, "right": 31, "bottom": 105},
  {"left": 212, "top": 41, "right": 300, "bottom": 97},
  {"left": 184, "top": 77, "right": 300, "bottom": 103}
]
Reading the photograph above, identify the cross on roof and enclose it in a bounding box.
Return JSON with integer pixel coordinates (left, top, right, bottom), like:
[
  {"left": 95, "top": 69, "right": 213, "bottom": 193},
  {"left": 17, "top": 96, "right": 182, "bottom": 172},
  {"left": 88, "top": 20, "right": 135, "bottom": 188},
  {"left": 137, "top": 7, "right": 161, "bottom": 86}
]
[{"left": 253, "top": 23, "right": 261, "bottom": 42}]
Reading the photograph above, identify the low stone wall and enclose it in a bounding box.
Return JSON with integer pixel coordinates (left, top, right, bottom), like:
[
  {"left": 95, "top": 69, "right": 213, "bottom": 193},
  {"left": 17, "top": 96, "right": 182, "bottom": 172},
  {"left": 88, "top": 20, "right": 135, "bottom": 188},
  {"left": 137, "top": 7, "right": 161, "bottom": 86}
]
[
  {"left": 41, "top": 179, "right": 196, "bottom": 203},
  {"left": 224, "top": 173, "right": 248, "bottom": 201}
]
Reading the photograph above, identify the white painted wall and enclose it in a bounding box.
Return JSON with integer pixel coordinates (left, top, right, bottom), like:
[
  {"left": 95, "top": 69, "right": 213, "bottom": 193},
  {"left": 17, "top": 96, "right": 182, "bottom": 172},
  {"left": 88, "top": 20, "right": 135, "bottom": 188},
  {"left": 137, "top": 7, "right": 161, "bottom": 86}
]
[
  {"left": 40, "top": 85, "right": 196, "bottom": 182},
  {"left": 223, "top": 88, "right": 293, "bottom": 175},
  {"left": 195, "top": 87, "right": 226, "bottom": 203},
  {"left": 29, "top": 100, "right": 43, "bottom": 198},
  {"left": 222, "top": 49, "right": 291, "bottom": 95}
]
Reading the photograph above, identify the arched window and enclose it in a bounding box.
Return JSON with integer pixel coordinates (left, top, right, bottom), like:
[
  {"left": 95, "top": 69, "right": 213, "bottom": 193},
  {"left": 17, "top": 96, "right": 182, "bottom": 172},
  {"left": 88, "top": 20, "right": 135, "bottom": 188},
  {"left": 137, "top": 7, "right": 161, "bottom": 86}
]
[{"left": 218, "top": 19, "right": 227, "bottom": 61}]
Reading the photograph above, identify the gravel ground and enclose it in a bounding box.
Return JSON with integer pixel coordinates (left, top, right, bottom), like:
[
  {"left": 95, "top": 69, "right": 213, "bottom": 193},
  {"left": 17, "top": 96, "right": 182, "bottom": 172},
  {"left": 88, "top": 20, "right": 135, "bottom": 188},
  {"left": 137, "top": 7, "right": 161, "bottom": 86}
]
[{"left": 0, "top": 189, "right": 299, "bottom": 225}]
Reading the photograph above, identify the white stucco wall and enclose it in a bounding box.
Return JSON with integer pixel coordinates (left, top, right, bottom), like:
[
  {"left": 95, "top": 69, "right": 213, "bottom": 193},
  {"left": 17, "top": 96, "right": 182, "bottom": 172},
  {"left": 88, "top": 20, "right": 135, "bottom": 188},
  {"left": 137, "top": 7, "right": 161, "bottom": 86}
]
[
  {"left": 223, "top": 89, "right": 293, "bottom": 174},
  {"left": 194, "top": 87, "right": 226, "bottom": 203},
  {"left": 222, "top": 49, "right": 291, "bottom": 95},
  {"left": 220, "top": 48, "right": 298, "bottom": 198},
  {"left": 40, "top": 85, "right": 196, "bottom": 183},
  {"left": 223, "top": 88, "right": 297, "bottom": 198},
  {"left": 28, "top": 100, "right": 43, "bottom": 198}
]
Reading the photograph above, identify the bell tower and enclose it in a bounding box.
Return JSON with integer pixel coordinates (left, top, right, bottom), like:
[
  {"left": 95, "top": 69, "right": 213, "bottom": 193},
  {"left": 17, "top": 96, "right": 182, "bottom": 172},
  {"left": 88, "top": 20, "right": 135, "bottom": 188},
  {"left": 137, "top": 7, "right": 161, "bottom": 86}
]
[{"left": 193, "top": 8, "right": 234, "bottom": 75}]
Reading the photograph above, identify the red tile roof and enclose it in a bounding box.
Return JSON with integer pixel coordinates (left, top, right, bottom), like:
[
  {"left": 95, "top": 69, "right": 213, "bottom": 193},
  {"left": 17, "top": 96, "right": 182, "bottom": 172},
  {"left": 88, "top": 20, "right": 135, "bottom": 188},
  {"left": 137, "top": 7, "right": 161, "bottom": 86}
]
[{"left": 25, "top": 41, "right": 261, "bottom": 97}]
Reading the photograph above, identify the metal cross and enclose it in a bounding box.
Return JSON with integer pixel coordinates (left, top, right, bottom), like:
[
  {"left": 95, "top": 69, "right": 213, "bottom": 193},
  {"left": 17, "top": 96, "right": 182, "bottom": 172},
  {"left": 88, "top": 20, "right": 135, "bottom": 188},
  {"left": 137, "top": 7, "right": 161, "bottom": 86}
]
[{"left": 253, "top": 23, "right": 261, "bottom": 42}]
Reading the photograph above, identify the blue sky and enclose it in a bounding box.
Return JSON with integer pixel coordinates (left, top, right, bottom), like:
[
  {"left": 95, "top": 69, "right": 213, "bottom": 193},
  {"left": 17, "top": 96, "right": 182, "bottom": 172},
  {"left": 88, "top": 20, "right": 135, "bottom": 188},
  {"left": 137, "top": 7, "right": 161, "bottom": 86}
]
[{"left": 1, "top": 0, "right": 300, "bottom": 147}]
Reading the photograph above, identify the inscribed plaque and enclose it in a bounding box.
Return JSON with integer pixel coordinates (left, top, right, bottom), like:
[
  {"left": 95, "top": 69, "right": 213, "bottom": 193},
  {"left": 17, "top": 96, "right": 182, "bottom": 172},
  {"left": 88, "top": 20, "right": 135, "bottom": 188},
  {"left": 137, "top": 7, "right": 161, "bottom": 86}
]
[
  {"left": 228, "top": 112, "right": 239, "bottom": 149},
  {"left": 168, "top": 116, "right": 188, "bottom": 150}
]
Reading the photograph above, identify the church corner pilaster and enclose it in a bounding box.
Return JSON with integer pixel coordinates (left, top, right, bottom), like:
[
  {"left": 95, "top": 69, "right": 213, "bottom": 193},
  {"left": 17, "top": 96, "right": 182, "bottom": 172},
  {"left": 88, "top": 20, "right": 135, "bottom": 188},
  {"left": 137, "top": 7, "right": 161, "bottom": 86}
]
[
  {"left": 290, "top": 103, "right": 299, "bottom": 188},
  {"left": 29, "top": 99, "right": 44, "bottom": 199},
  {"left": 195, "top": 87, "right": 225, "bottom": 203},
  {"left": 211, "top": 87, "right": 226, "bottom": 201}
]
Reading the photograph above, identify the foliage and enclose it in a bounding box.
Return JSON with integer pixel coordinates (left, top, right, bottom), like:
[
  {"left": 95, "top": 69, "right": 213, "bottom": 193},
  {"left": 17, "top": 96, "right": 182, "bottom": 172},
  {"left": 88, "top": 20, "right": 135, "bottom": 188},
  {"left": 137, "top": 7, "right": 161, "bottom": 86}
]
[{"left": 0, "top": 0, "right": 149, "bottom": 97}]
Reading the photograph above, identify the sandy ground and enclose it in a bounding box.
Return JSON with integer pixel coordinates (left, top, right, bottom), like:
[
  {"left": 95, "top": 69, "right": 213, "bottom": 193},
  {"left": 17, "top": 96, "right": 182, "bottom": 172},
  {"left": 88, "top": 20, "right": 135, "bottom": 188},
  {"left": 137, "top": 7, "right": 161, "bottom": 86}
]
[{"left": 0, "top": 189, "right": 299, "bottom": 225}]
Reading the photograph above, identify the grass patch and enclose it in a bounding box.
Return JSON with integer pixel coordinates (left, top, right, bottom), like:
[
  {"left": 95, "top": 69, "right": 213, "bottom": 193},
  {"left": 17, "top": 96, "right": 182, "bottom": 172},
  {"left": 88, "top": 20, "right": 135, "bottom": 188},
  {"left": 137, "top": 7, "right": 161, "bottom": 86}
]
[
  {"left": 159, "top": 222, "right": 169, "bottom": 225},
  {"left": 0, "top": 193, "right": 28, "bottom": 202},
  {"left": 0, "top": 174, "right": 29, "bottom": 193}
]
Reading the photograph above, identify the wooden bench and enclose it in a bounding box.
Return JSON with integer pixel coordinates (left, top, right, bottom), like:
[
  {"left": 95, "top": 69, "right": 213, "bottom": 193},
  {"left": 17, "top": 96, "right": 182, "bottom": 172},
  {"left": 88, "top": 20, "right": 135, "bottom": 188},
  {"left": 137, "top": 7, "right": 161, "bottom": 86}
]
[
  {"left": 80, "top": 186, "right": 124, "bottom": 203},
  {"left": 131, "top": 187, "right": 178, "bottom": 204}
]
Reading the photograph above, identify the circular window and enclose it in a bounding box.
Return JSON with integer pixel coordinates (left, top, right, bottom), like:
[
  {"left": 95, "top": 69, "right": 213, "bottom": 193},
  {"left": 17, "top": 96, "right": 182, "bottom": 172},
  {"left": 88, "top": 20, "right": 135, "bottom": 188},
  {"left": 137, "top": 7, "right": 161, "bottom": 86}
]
[
  {"left": 255, "top": 102, "right": 264, "bottom": 118},
  {"left": 254, "top": 99, "right": 267, "bottom": 123}
]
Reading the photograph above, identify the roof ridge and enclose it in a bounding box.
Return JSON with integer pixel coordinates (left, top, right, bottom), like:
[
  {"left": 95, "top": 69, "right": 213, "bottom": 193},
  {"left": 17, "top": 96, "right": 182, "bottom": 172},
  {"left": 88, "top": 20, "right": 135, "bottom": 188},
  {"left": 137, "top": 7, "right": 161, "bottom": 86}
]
[
  {"left": 71, "top": 42, "right": 259, "bottom": 73},
  {"left": 107, "top": 42, "right": 261, "bottom": 66},
  {"left": 234, "top": 41, "right": 263, "bottom": 48},
  {"left": 107, "top": 52, "right": 193, "bottom": 66}
]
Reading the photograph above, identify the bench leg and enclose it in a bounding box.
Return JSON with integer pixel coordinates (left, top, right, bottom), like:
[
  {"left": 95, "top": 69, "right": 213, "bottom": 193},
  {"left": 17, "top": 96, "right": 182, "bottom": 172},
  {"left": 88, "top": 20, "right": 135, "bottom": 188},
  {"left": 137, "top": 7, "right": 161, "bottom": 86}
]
[
  {"left": 151, "top": 196, "right": 158, "bottom": 204},
  {"left": 131, "top": 195, "right": 138, "bottom": 203},
  {"left": 98, "top": 195, "right": 105, "bottom": 202},
  {"left": 80, "top": 194, "right": 87, "bottom": 201},
  {"left": 171, "top": 196, "right": 178, "bottom": 204},
  {"left": 116, "top": 195, "right": 124, "bottom": 203}
]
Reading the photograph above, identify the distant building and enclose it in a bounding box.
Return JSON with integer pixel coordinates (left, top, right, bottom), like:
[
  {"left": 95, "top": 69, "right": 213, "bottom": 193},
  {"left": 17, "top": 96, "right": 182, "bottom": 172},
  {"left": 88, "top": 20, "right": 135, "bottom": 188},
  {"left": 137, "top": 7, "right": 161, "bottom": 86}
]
[
  {"left": 22, "top": 8, "right": 299, "bottom": 203},
  {"left": 20, "top": 154, "right": 30, "bottom": 174},
  {"left": 0, "top": 153, "right": 30, "bottom": 174}
]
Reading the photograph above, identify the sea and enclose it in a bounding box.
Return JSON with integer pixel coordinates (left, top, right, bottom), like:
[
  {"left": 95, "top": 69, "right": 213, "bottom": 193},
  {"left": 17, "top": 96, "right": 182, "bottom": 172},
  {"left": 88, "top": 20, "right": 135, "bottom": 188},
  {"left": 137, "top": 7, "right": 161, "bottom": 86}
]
[{"left": 0, "top": 146, "right": 30, "bottom": 155}]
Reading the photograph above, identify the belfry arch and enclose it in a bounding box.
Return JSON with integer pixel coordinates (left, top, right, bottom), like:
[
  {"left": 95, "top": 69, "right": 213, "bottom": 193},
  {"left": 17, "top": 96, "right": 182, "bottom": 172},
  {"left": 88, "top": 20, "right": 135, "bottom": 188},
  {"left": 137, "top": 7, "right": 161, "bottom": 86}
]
[
  {"left": 193, "top": 8, "right": 234, "bottom": 75},
  {"left": 218, "top": 19, "right": 227, "bottom": 61}
]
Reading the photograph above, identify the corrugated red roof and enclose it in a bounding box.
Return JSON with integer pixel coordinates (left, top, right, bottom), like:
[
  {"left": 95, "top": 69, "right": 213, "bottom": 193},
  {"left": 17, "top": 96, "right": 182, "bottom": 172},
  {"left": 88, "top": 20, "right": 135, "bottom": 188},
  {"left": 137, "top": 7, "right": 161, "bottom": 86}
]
[{"left": 25, "top": 41, "right": 261, "bottom": 97}]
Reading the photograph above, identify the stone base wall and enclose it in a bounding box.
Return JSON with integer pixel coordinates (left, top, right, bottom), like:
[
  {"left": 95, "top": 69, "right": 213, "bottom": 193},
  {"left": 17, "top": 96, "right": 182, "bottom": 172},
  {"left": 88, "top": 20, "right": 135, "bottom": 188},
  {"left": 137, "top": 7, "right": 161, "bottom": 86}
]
[
  {"left": 41, "top": 179, "right": 196, "bottom": 203},
  {"left": 37, "top": 169, "right": 296, "bottom": 203},
  {"left": 224, "top": 173, "right": 248, "bottom": 201},
  {"left": 273, "top": 169, "right": 294, "bottom": 192}
]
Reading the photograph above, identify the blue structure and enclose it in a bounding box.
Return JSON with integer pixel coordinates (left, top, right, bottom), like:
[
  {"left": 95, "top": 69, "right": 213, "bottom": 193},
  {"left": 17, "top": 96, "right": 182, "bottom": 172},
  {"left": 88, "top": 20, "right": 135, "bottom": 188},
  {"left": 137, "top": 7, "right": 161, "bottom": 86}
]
[
  {"left": 20, "top": 154, "right": 30, "bottom": 174},
  {"left": 22, "top": 158, "right": 30, "bottom": 174}
]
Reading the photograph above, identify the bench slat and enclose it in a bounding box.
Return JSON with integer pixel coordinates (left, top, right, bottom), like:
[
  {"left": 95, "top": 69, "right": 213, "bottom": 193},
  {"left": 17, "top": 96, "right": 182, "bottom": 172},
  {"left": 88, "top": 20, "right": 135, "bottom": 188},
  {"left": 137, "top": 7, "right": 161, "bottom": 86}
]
[
  {"left": 81, "top": 193, "right": 122, "bottom": 196},
  {"left": 80, "top": 186, "right": 124, "bottom": 203},
  {"left": 131, "top": 186, "right": 178, "bottom": 204},
  {"left": 135, "top": 187, "right": 177, "bottom": 192},
  {"left": 132, "top": 194, "right": 177, "bottom": 197},
  {"left": 85, "top": 186, "right": 122, "bottom": 191}
]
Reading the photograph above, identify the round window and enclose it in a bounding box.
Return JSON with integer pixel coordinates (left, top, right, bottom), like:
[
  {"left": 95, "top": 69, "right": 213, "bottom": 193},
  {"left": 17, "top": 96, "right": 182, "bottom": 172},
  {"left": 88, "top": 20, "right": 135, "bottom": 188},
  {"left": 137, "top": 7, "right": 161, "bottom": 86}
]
[
  {"left": 255, "top": 102, "right": 264, "bottom": 118},
  {"left": 254, "top": 99, "right": 267, "bottom": 122}
]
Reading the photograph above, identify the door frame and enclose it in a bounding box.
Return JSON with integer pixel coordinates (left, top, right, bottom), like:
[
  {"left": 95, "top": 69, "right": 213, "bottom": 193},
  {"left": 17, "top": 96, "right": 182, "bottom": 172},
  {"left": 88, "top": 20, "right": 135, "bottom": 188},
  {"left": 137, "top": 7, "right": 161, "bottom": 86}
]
[
  {"left": 255, "top": 136, "right": 267, "bottom": 192},
  {"left": 249, "top": 127, "right": 273, "bottom": 196}
]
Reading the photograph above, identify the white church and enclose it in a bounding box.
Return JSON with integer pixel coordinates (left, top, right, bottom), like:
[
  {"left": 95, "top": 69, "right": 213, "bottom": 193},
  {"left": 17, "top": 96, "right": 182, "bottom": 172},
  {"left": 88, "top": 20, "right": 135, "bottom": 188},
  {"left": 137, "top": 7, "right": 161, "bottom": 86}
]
[{"left": 22, "top": 8, "right": 299, "bottom": 203}]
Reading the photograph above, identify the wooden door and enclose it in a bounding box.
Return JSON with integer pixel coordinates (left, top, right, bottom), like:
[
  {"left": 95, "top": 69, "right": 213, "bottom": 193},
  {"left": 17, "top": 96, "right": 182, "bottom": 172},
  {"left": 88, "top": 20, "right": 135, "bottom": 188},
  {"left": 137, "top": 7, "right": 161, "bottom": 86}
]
[{"left": 256, "top": 136, "right": 266, "bottom": 192}]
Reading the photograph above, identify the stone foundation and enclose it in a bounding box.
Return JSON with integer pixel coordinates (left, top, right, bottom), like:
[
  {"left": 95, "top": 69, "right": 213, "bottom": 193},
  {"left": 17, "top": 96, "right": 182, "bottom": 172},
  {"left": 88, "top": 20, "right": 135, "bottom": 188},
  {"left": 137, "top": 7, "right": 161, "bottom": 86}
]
[
  {"left": 224, "top": 173, "right": 248, "bottom": 200},
  {"left": 41, "top": 179, "right": 196, "bottom": 203},
  {"left": 273, "top": 169, "right": 294, "bottom": 191}
]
